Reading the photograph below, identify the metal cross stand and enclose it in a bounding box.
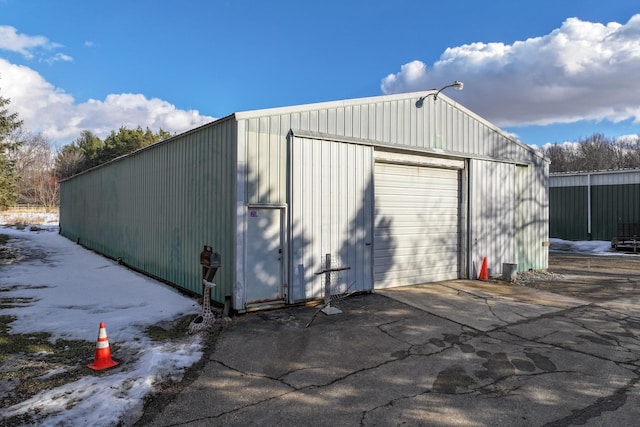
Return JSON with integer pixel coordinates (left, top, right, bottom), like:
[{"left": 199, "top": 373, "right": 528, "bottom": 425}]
[
  {"left": 188, "top": 245, "right": 221, "bottom": 334},
  {"left": 306, "top": 253, "right": 351, "bottom": 327}
]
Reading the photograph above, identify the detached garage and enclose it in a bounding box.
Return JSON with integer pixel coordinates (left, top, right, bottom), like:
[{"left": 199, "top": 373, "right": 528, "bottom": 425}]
[{"left": 60, "top": 91, "right": 549, "bottom": 312}]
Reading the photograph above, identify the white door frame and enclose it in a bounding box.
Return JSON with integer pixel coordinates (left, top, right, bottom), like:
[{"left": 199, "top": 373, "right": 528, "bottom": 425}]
[{"left": 244, "top": 204, "right": 288, "bottom": 308}]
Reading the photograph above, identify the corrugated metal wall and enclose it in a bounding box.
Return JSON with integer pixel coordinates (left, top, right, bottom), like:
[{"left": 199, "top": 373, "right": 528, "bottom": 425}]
[
  {"left": 549, "top": 186, "right": 588, "bottom": 240},
  {"left": 515, "top": 162, "right": 549, "bottom": 271},
  {"left": 289, "top": 134, "right": 373, "bottom": 301},
  {"left": 550, "top": 170, "right": 640, "bottom": 241},
  {"left": 469, "top": 160, "right": 516, "bottom": 276},
  {"left": 240, "top": 92, "right": 548, "bottom": 280},
  {"left": 240, "top": 93, "right": 540, "bottom": 205},
  {"left": 60, "top": 118, "right": 237, "bottom": 302},
  {"left": 469, "top": 159, "right": 548, "bottom": 275},
  {"left": 592, "top": 184, "right": 640, "bottom": 240}
]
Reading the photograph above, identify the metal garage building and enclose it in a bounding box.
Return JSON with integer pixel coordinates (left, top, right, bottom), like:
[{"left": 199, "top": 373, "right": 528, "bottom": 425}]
[
  {"left": 59, "top": 91, "right": 549, "bottom": 312},
  {"left": 550, "top": 169, "right": 640, "bottom": 241}
]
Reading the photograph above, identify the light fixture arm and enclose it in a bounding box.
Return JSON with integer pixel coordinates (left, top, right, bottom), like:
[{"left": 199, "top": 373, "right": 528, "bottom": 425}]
[{"left": 415, "top": 81, "right": 464, "bottom": 108}]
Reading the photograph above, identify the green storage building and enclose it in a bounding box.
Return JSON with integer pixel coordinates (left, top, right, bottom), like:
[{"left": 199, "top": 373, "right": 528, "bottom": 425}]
[
  {"left": 550, "top": 169, "right": 640, "bottom": 241},
  {"left": 60, "top": 91, "right": 549, "bottom": 312}
]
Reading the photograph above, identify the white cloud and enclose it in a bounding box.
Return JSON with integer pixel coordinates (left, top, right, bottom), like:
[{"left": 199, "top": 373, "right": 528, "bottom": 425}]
[
  {"left": 0, "top": 25, "right": 68, "bottom": 61},
  {"left": 540, "top": 141, "right": 581, "bottom": 152},
  {"left": 381, "top": 14, "right": 640, "bottom": 128},
  {"left": 0, "top": 58, "right": 215, "bottom": 146},
  {"left": 47, "top": 52, "right": 73, "bottom": 64}
]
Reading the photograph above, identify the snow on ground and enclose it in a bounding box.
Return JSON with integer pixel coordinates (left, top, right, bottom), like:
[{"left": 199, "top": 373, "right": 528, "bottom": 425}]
[
  {"left": 549, "top": 238, "right": 616, "bottom": 255},
  {"left": 0, "top": 220, "right": 203, "bottom": 426}
]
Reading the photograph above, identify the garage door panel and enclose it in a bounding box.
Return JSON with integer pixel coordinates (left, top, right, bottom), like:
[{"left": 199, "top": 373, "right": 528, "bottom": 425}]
[
  {"left": 376, "top": 261, "right": 459, "bottom": 275},
  {"left": 375, "top": 213, "right": 458, "bottom": 224},
  {"left": 376, "top": 201, "right": 459, "bottom": 211},
  {"left": 374, "top": 251, "right": 459, "bottom": 270},
  {"left": 374, "top": 161, "right": 460, "bottom": 289},
  {"left": 376, "top": 186, "right": 459, "bottom": 196},
  {"left": 376, "top": 235, "right": 458, "bottom": 244},
  {"left": 377, "top": 265, "right": 460, "bottom": 284},
  {"left": 374, "top": 241, "right": 459, "bottom": 254}
]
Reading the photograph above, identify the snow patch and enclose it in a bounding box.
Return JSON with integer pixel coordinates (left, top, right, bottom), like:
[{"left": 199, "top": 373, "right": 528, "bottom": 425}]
[{"left": 0, "top": 225, "right": 205, "bottom": 426}]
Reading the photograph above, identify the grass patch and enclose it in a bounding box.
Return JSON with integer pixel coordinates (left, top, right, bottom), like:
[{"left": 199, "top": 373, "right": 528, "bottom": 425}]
[
  {"left": 0, "top": 314, "right": 94, "bottom": 410},
  {"left": 0, "top": 296, "right": 36, "bottom": 309},
  {"left": 0, "top": 233, "right": 23, "bottom": 265},
  {"left": 0, "top": 297, "right": 204, "bottom": 426},
  {"left": 145, "top": 314, "right": 198, "bottom": 341}
]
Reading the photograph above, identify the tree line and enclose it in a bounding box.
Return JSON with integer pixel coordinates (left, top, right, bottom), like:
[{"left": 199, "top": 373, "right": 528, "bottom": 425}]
[
  {"left": 543, "top": 133, "right": 640, "bottom": 173},
  {"left": 55, "top": 127, "right": 172, "bottom": 179},
  {"left": 0, "top": 88, "right": 171, "bottom": 210}
]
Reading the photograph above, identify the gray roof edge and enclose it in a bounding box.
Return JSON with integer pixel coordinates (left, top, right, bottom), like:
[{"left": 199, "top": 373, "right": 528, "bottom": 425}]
[{"left": 550, "top": 168, "right": 640, "bottom": 176}]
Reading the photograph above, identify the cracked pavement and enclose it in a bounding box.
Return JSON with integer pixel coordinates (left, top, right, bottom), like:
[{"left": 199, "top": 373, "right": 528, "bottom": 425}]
[{"left": 139, "top": 254, "right": 640, "bottom": 427}]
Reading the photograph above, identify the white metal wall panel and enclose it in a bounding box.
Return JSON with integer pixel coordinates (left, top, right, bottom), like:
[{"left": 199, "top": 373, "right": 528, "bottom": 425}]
[
  {"left": 374, "top": 162, "right": 460, "bottom": 288},
  {"left": 549, "top": 174, "right": 589, "bottom": 187},
  {"left": 550, "top": 170, "right": 640, "bottom": 187},
  {"left": 241, "top": 92, "right": 545, "bottom": 208},
  {"left": 516, "top": 163, "right": 549, "bottom": 271},
  {"left": 592, "top": 170, "right": 640, "bottom": 185},
  {"left": 469, "top": 159, "right": 516, "bottom": 277},
  {"left": 290, "top": 136, "right": 373, "bottom": 302}
]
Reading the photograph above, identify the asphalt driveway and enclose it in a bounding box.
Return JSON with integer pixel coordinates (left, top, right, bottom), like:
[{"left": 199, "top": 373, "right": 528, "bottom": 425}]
[{"left": 137, "top": 255, "right": 640, "bottom": 427}]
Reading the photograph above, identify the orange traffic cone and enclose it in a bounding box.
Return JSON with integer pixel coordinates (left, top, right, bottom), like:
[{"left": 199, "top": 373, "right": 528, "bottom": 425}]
[
  {"left": 478, "top": 257, "right": 489, "bottom": 281},
  {"left": 87, "top": 322, "right": 119, "bottom": 370}
]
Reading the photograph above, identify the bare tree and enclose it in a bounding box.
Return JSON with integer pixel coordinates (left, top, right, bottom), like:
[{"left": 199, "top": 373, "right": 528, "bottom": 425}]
[
  {"left": 9, "top": 129, "right": 58, "bottom": 208},
  {"left": 546, "top": 144, "right": 570, "bottom": 173},
  {"left": 544, "top": 133, "right": 640, "bottom": 172},
  {"left": 33, "top": 171, "right": 59, "bottom": 212},
  {"left": 576, "top": 133, "right": 614, "bottom": 171},
  {"left": 614, "top": 136, "right": 640, "bottom": 169}
]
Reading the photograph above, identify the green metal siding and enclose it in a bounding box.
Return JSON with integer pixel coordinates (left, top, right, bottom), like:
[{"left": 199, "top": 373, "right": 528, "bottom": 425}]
[
  {"left": 592, "top": 183, "right": 640, "bottom": 240},
  {"left": 60, "top": 118, "right": 237, "bottom": 303},
  {"left": 549, "top": 186, "right": 588, "bottom": 240},
  {"left": 550, "top": 181, "right": 640, "bottom": 241}
]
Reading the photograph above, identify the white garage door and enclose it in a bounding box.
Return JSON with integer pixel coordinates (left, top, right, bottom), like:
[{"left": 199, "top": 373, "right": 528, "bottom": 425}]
[{"left": 374, "top": 162, "right": 460, "bottom": 288}]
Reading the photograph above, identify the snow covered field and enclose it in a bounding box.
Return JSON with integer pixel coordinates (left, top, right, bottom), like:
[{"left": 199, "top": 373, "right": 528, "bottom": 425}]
[{"left": 0, "top": 216, "right": 204, "bottom": 426}]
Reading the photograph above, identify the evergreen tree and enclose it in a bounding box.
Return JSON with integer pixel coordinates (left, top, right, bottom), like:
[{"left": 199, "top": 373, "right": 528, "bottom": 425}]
[
  {"left": 55, "top": 126, "right": 172, "bottom": 178},
  {"left": 0, "top": 90, "right": 24, "bottom": 209},
  {"left": 101, "top": 126, "right": 166, "bottom": 162},
  {"left": 74, "top": 130, "right": 104, "bottom": 169}
]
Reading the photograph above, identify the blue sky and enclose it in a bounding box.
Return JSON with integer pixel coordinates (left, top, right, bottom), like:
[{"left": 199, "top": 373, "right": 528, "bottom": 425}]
[{"left": 0, "top": 0, "right": 639, "bottom": 149}]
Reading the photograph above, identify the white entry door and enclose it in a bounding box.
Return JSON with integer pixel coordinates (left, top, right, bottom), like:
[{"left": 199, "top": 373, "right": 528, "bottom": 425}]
[{"left": 245, "top": 207, "right": 283, "bottom": 303}]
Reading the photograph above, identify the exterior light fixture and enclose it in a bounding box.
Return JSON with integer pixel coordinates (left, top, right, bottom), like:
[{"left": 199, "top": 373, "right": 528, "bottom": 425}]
[{"left": 415, "top": 81, "right": 464, "bottom": 108}]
